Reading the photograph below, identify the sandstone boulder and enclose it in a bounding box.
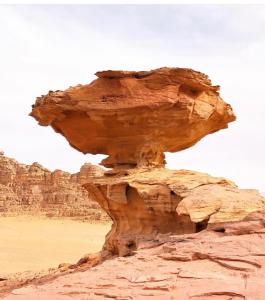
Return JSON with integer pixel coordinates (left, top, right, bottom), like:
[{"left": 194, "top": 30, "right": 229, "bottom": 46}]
[
  {"left": 30, "top": 67, "right": 235, "bottom": 169},
  {"left": 30, "top": 67, "right": 264, "bottom": 258},
  {"left": 84, "top": 168, "right": 265, "bottom": 256},
  {"left": 1, "top": 66, "right": 263, "bottom": 298}
]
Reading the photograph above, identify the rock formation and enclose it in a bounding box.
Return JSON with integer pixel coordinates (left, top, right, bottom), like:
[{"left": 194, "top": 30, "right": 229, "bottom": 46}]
[
  {"left": 0, "top": 152, "right": 107, "bottom": 220},
  {"left": 84, "top": 169, "right": 265, "bottom": 256},
  {"left": 3, "top": 220, "right": 265, "bottom": 299},
  {"left": 31, "top": 67, "right": 235, "bottom": 169},
  {"left": 30, "top": 67, "right": 265, "bottom": 259}
]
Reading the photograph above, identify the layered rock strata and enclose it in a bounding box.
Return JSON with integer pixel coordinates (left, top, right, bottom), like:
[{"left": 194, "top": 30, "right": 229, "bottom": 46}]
[
  {"left": 84, "top": 168, "right": 265, "bottom": 256},
  {"left": 0, "top": 152, "right": 107, "bottom": 220},
  {"left": 30, "top": 67, "right": 265, "bottom": 258},
  {"left": 30, "top": 67, "right": 235, "bottom": 169}
]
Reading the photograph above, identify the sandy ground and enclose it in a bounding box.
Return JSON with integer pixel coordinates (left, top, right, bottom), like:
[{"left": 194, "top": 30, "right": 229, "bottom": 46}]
[{"left": 0, "top": 216, "right": 111, "bottom": 276}]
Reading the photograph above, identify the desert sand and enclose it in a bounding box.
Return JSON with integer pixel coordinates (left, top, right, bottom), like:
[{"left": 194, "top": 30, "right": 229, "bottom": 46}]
[{"left": 0, "top": 216, "right": 110, "bottom": 276}]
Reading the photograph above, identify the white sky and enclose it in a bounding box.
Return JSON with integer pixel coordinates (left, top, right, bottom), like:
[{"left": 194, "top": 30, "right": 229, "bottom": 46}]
[{"left": 0, "top": 4, "right": 264, "bottom": 192}]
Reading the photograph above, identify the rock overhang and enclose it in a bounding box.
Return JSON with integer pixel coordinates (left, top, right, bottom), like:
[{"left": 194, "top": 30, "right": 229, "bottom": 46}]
[
  {"left": 28, "top": 67, "right": 265, "bottom": 259},
  {"left": 30, "top": 67, "right": 236, "bottom": 169}
]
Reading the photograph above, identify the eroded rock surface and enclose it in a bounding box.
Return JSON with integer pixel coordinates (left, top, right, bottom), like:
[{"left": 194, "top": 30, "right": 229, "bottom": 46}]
[
  {"left": 29, "top": 67, "right": 265, "bottom": 257},
  {"left": 26, "top": 67, "right": 265, "bottom": 298},
  {"left": 84, "top": 168, "right": 265, "bottom": 256},
  {"left": 30, "top": 67, "right": 235, "bottom": 169},
  {"left": 0, "top": 152, "right": 107, "bottom": 220},
  {"left": 2, "top": 220, "right": 265, "bottom": 299}
]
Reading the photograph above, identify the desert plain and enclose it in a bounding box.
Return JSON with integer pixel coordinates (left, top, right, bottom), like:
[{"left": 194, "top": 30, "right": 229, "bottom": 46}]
[{"left": 0, "top": 216, "right": 110, "bottom": 276}]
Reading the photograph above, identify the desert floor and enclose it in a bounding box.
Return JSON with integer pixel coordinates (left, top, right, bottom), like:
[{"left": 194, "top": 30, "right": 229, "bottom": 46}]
[{"left": 0, "top": 216, "right": 111, "bottom": 276}]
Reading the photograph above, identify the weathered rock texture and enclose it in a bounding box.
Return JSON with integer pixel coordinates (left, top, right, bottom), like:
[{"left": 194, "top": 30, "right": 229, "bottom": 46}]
[
  {"left": 30, "top": 67, "right": 235, "bottom": 169},
  {"left": 3, "top": 218, "right": 265, "bottom": 299},
  {"left": 0, "top": 152, "right": 107, "bottom": 220},
  {"left": 84, "top": 168, "right": 265, "bottom": 256},
  {"left": 29, "top": 67, "right": 265, "bottom": 259}
]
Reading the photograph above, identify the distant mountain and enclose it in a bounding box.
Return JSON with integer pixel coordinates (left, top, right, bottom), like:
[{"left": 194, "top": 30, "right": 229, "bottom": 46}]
[{"left": 0, "top": 152, "right": 108, "bottom": 220}]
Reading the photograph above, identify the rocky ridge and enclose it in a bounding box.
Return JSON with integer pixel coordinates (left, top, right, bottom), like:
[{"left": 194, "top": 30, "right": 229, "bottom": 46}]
[{"left": 0, "top": 151, "right": 107, "bottom": 220}]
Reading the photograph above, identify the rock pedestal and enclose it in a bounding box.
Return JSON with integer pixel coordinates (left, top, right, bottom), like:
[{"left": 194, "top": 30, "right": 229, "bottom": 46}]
[
  {"left": 30, "top": 67, "right": 265, "bottom": 257},
  {"left": 84, "top": 168, "right": 265, "bottom": 256}
]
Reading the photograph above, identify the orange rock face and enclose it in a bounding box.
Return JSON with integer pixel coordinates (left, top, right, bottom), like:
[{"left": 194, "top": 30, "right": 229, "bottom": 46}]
[
  {"left": 30, "top": 67, "right": 265, "bottom": 258},
  {"left": 0, "top": 152, "right": 107, "bottom": 220},
  {"left": 30, "top": 67, "right": 235, "bottom": 168},
  {"left": 2, "top": 67, "right": 263, "bottom": 298},
  {"left": 31, "top": 68, "right": 265, "bottom": 256},
  {"left": 84, "top": 168, "right": 265, "bottom": 256}
]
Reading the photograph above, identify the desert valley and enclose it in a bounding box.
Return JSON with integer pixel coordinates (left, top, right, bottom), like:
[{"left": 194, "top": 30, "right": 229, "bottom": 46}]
[{"left": 0, "top": 151, "right": 110, "bottom": 275}]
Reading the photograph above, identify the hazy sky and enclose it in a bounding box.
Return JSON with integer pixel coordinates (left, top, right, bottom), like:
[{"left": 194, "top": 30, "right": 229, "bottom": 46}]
[{"left": 0, "top": 5, "right": 264, "bottom": 191}]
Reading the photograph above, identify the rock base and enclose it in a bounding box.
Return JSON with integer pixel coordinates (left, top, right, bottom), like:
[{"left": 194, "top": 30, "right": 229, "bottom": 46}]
[{"left": 83, "top": 167, "right": 265, "bottom": 257}]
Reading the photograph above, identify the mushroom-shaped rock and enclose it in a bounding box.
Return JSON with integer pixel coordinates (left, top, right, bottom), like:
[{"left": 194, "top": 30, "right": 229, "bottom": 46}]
[
  {"left": 30, "top": 67, "right": 235, "bottom": 169},
  {"left": 29, "top": 67, "right": 265, "bottom": 258}
]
